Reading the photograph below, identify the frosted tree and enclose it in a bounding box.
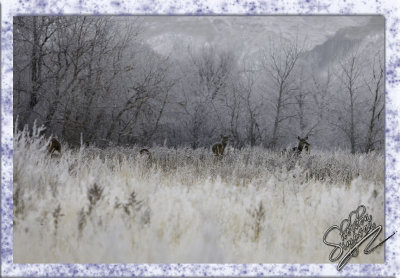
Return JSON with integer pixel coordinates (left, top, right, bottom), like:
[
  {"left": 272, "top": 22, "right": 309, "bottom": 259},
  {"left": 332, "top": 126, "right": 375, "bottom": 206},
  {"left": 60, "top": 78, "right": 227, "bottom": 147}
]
[
  {"left": 334, "top": 51, "right": 364, "bottom": 154},
  {"left": 238, "top": 65, "right": 262, "bottom": 147},
  {"left": 224, "top": 80, "right": 243, "bottom": 147},
  {"left": 105, "top": 47, "right": 174, "bottom": 145},
  {"left": 290, "top": 65, "right": 315, "bottom": 138},
  {"left": 307, "top": 67, "right": 335, "bottom": 149},
  {"left": 363, "top": 51, "right": 384, "bottom": 152},
  {"left": 179, "top": 46, "right": 236, "bottom": 147},
  {"left": 260, "top": 36, "right": 303, "bottom": 148},
  {"left": 14, "top": 16, "right": 58, "bottom": 128}
]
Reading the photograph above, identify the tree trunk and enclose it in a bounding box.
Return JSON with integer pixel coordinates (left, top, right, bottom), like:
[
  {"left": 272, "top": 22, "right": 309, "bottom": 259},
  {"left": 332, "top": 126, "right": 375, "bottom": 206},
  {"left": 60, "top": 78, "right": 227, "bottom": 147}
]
[
  {"left": 270, "top": 82, "right": 283, "bottom": 148},
  {"left": 29, "top": 17, "right": 39, "bottom": 111},
  {"left": 350, "top": 88, "right": 356, "bottom": 154}
]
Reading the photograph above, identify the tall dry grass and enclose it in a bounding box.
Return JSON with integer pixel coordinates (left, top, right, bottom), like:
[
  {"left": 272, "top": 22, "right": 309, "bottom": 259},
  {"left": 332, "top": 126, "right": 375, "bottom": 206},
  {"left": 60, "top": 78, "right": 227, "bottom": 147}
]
[{"left": 13, "top": 125, "right": 384, "bottom": 263}]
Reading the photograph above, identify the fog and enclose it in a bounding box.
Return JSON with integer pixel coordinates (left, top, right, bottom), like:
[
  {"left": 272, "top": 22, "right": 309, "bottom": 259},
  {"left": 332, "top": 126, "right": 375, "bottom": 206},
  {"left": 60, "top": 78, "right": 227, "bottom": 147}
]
[
  {"left": 14, "top": 16, "right": 384, "bottom": 152},
  {"left": 13, "top": 16, "right": 386, "bottom": 264}
]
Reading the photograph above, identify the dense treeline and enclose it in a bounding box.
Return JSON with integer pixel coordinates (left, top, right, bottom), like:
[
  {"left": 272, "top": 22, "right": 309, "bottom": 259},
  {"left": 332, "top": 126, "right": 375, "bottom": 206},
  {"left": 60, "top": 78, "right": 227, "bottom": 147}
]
[{"left": 14, "top": 16, "right": 384, "bottom": 152}]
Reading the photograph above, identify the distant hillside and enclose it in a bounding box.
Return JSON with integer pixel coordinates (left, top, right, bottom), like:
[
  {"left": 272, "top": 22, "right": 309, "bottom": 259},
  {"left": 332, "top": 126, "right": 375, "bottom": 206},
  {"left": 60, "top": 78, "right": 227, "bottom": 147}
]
[
  {"left": 140, "top": 16, "right": 381, "bottom": 65},
  {"left": 301, "top": 16, "right": 384, "bottom": 72}
]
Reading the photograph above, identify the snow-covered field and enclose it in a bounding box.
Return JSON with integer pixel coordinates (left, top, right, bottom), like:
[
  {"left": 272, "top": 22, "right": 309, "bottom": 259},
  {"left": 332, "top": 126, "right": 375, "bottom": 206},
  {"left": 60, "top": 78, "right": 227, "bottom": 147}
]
[{"left": 13, "top": 127, "right": 384, "bottom": 263}]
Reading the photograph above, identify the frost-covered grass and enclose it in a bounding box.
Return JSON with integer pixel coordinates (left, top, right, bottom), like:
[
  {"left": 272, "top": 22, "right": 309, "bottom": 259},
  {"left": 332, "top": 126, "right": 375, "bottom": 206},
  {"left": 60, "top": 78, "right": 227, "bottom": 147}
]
[{"left": 13, "top": 127, "right": 384, "bottom": 263}]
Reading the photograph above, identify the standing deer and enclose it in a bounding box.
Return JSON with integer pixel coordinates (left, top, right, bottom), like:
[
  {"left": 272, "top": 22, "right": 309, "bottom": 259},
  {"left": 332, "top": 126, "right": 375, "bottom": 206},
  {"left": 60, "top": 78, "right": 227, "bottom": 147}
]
[
  {"left": 281, "top": 136, "right": 310, "bottom": 156},
  {"left": 139, "top": 148, "right": 152, "bottom": 165},
  {"left": 212, "top": 135, "right": 230, "bottom": 158},
  {"left": 48, "top": 138, "right": 61, "bottom": 156},
  {"left": 292, "top": 136, "right": 310, "bottom": 155}
]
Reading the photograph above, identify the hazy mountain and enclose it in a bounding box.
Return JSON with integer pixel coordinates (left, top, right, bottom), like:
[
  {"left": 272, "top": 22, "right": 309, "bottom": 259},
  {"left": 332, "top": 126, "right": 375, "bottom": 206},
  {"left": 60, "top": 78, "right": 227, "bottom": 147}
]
[
  {"left": 138, "top": 16, "right": 383, "bottom": 76},
  {"left": 302, "top": 16, "right": 384, "bottom": 71}
]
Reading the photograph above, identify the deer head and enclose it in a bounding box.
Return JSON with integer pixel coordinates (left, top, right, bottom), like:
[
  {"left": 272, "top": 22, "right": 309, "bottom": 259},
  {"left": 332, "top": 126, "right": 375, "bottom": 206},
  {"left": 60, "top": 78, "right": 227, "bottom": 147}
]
[{"left": 297, "top": 136, "right": 310, "bottom": 153}]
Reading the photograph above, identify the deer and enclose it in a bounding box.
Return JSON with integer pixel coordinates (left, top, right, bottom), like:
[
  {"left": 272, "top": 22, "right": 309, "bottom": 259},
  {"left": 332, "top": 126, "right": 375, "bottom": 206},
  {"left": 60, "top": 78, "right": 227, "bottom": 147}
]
[
  {"left": 281, "top": 136, "right": 310, "bottom": 157},
  {"left": 139, "top": 148, "right": 152, "bottom": 165},
  {"left": 292, "top": 136, "right": 310, "bottom": 155},
  {"left": 48, "top": 138, "right": 61, "bottom": 156},
  {"left": 212, "top": 135, "right": 230, "bottom": 159},
  {"left": 139, "top": 148, "right": 151, "bottom": 156}
]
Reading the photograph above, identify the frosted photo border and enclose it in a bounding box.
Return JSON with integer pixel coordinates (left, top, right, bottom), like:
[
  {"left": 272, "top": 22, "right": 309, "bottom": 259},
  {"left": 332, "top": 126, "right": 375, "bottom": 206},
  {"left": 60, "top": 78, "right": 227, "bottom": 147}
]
[{"left": 1, "top": 0, "right": 400, "bottom": 276}]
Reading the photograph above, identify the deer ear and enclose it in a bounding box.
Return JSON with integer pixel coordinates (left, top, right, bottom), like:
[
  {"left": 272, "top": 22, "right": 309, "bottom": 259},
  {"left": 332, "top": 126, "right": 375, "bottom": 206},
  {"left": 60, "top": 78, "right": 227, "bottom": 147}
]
[{"left": 297, "top": 136, "right": 301, "bottom": 140}]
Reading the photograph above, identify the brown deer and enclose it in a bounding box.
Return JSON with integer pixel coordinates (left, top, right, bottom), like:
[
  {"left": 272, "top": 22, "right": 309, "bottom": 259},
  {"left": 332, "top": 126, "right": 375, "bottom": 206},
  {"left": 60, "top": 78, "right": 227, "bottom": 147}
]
[
  {"left": 139, "top": 148, "right": 152, "bottom": 162},
  {"left": 48, "top": 138, "right": 61, "bottom": 156},
  {"left": 139, "top": 148, "right": 151, "bottom": 156},
  {"left": 292, "top": 136, "right": 310, "bottom": 155},
  {"left": 212, "top": 135, "right": 229, "bottom": 158}
]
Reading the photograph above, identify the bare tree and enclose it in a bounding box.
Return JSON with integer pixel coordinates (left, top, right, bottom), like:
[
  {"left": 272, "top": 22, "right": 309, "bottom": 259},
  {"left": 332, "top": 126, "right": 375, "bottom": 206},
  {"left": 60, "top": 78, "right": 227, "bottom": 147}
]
[
  {"left": 191, "top": 45, "right": 234, "bottom": 102},
  {"left": 179, "top": 46, "right": 236, "bottom": 147},
  {"left": 225, "top": 80, "right": 243, "bottom": 148},
  {"left": 14, "top": 16, "right": 57, "bottom": 127},
  {"left": 310, "top": 66, "right": 332, "bottom": 121},
  {"left": 13, "top": 16, "right": 383, "bottom": 151},
  {"left": 290, "top": 64, "right": 330, "bottom": 143},
  {"left": 334, "top": 50, "right": 364, "bottom": 154},
  {"left": 261, "top": 36, "right": 303, "bottom": 148},
  {"left": 304, "top": 66, "right": 335, "bottom": 148},
  {"left": 292, "top": 66, "right": 310, "bottom": 136},
  {"left": 43, "top": 17, "right": 138, "bottom": 144},
  {"left": 364, "top": 51, "right": 384, "bottom": 152},
  {"left": 105, "top": 48, "right": 174, "bottom": 145},
  {"left": 239, "top": 66, "right": 262, "bottom": 146}
]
